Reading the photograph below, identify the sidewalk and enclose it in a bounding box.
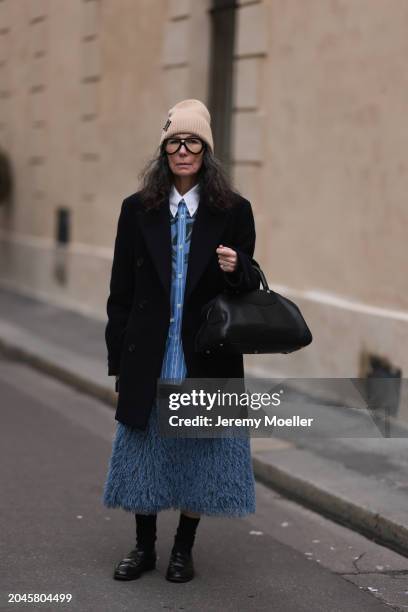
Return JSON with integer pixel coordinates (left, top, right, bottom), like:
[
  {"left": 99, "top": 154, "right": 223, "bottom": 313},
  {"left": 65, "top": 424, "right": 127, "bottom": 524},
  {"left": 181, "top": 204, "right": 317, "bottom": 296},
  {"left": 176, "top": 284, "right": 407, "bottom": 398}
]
[{"left": 1, "top": 287, "right": 408, "bottom": 557}]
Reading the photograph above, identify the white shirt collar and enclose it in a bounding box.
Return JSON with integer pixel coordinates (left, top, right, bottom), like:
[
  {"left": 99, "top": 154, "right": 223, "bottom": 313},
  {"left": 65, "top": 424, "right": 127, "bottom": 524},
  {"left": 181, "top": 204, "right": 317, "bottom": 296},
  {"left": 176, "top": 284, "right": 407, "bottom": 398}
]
[{"left": 169, "top": 183, "right": 200, "bottom": 218}]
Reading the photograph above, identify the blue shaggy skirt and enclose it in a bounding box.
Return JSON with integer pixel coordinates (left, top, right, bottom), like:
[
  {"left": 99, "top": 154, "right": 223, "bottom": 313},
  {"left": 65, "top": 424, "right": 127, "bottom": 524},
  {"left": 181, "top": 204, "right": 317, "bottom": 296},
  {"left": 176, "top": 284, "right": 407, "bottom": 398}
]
[{"left": 102, "top": 397, "right": 256, "bottom": 517}]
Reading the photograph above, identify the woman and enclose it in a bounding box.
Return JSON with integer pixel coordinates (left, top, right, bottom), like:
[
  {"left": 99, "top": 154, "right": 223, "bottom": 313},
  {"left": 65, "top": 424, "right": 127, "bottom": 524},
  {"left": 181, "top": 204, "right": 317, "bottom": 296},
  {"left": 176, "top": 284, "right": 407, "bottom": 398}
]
[{"left": 102, "top": 99, "right": 260, "bottom": 583}]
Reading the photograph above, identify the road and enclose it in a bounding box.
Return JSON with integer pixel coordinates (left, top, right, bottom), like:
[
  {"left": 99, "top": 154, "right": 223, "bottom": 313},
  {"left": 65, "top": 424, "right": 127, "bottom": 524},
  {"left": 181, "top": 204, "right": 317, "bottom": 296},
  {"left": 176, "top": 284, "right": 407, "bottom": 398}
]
[{"left": 1, "top": 351, "right": 407, "bottom": 612}]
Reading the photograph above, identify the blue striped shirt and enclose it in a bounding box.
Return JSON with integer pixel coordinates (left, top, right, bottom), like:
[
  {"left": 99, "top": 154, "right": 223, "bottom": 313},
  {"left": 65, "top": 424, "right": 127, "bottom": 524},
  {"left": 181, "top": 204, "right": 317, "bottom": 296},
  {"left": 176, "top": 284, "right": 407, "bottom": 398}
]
[{"left": 160, "top": 198, "right": 196, "bottom": 382}]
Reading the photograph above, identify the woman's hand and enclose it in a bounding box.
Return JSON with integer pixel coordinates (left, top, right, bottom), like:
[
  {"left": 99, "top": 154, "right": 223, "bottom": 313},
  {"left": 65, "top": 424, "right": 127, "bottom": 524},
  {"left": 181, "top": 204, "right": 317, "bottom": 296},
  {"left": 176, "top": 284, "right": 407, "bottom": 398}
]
[{"left": 216, "top": 245, "right": 238, "bottom": 273}]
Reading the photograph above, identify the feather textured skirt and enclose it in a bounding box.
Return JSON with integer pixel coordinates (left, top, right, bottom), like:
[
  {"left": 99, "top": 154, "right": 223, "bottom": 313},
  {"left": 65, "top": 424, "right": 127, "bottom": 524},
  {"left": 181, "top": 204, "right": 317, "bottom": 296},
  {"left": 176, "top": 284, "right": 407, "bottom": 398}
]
[{"left": 102, "top": 397, "right": 256, "bottom": 517}]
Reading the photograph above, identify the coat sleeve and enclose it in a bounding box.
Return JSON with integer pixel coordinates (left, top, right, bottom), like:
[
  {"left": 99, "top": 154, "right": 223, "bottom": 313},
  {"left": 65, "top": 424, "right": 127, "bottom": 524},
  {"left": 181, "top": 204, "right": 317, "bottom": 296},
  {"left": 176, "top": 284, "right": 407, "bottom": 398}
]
[
  {"left": 222, "top": 198, "right": 260, "bottom": 294},
  {"left": 105, "top": 198, "right": 135, "bottom": 376}
]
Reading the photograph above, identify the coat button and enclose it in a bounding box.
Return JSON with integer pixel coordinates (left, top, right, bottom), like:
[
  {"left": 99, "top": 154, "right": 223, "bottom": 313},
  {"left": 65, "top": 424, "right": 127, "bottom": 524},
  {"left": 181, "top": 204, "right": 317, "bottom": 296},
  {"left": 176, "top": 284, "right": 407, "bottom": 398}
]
[
  {"left": 128, "top": 343, "right": 136, "bottom": 352},
  {"left": 136, "top": 256, "right": 144, "bottom": 267},
  {"left": 138, "top": 299, "right": 148, "bottom": 309}
]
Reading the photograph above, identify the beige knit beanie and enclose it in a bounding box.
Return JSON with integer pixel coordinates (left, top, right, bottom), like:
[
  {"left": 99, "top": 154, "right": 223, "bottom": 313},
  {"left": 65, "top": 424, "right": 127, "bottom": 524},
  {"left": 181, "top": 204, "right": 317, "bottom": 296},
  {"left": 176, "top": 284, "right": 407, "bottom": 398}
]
[{"left": 159, "top": 99, "right": 214, "bottom": 153}]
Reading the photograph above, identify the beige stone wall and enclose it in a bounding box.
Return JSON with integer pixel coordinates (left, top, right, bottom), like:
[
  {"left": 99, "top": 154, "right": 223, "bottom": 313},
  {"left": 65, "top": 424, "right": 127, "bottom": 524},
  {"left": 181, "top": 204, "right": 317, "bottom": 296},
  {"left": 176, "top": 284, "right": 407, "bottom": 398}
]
[
  {"left": 0, "top": 0, "right": 172, "bottom": 314},
  {"left": 0, "top": 0, "right": 407, "bottom": 381},
  {"left": 240, "top": 0, "right": 408, "bottom": 380}
]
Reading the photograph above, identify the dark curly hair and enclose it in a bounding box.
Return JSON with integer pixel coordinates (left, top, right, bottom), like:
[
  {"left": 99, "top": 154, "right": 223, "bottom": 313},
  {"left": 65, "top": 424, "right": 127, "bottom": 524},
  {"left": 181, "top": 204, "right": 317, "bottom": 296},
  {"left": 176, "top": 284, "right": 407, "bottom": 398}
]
[{"left": 136, "top": 142, "right": 241, "bottom": 212}]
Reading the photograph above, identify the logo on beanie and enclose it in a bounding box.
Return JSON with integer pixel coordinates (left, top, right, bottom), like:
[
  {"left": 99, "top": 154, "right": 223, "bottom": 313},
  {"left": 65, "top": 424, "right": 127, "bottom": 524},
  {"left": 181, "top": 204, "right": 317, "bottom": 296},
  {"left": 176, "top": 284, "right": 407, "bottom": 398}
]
[{"left": 163, "top": 119, "right": 171, "bottom": 132}]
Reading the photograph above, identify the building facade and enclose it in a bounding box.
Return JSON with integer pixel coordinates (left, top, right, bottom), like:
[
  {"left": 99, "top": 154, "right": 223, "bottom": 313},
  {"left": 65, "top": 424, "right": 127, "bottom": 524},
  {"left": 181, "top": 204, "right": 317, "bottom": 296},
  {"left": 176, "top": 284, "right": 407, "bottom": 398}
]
[{"left": 0, "top": 0, "right": 407, "bottom": 392}]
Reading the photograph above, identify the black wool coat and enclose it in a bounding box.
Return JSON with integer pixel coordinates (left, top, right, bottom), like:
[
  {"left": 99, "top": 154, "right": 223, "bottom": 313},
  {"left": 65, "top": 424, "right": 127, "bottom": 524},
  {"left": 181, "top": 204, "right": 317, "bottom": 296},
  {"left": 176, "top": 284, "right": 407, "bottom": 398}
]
[{"left": 105, "top": 189, "right": 260, "bottom": 430}]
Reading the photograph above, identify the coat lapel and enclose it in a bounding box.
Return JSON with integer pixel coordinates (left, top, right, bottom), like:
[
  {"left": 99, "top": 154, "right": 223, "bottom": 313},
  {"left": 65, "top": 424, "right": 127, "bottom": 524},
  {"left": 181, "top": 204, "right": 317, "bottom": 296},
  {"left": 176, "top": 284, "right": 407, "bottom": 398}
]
[
  {"left": 184, "top": 193, "right": 229, "bottom": 302},
  {"left": 138, "top": 190, "right": 229, "bottom": 304},
  {"left": 138, "top": 200, "right": 172, "bottom": 298}
]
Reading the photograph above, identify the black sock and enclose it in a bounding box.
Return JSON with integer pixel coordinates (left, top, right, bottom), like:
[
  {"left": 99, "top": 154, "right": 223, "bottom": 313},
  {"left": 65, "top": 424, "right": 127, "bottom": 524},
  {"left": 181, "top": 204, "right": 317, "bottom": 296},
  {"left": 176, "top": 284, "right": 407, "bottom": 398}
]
[
  {"left": 173, "top": 513, "right": 201, "bottom": 554},
  {"left": 135, "top": 513, "right": 157, "bottom": 552}
]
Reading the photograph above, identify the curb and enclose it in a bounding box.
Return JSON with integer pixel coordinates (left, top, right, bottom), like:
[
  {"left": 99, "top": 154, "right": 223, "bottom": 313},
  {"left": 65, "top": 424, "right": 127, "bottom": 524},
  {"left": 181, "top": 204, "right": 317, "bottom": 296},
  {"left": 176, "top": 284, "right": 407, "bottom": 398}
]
[
  {"left": 0, "top": 334, "right": 117, "bottom": 408},
  {"left": 252, "top": 454, "right": 408, "bottom": 559}
]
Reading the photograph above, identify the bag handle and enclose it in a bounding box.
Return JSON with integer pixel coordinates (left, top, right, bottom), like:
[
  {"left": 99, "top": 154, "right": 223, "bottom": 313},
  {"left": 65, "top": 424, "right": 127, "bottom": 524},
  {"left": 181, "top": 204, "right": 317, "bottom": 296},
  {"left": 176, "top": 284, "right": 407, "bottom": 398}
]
[{"left": 251, "top": 262, "right": 271, "bottom": 293}]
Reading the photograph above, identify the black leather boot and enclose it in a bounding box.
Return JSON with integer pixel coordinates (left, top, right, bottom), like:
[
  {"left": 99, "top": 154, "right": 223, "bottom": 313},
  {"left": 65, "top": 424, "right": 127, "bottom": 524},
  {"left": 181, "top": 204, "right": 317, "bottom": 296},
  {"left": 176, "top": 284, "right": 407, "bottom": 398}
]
[
  {"left": 165, "top": 546, "right": 194, "bottom": 582},
  {"left": 113, "top": 547, "right": 157, "bottom": 580},
  {"left": 165, "top": 513, "right": 199, "bottom": 582},
  {"left": 113, "top": 513, "right": 157, "bottom": 580}
]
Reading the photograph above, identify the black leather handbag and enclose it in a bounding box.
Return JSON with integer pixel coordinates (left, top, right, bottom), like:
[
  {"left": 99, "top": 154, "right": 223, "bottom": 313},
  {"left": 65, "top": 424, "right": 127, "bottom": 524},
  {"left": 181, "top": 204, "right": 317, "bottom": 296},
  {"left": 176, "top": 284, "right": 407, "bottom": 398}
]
[{"left": 194, "top": 264, "right": 313, "bottom": 355}]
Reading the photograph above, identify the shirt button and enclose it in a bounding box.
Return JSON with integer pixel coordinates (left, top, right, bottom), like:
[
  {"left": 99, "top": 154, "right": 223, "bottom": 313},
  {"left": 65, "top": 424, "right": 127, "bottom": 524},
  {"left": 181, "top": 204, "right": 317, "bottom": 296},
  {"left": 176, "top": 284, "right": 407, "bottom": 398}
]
[
  {"left": 170, "top": 317, "right": 175, "bottom": 322},
  {"left": 178, "top": 274, "right": 182, "bottom": 278},
  {"left": 177, "top": 304, "right": 181, "bottom": 308},
  {"left": 179, "top": 245, "right": 183, "bottom": 249}
]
